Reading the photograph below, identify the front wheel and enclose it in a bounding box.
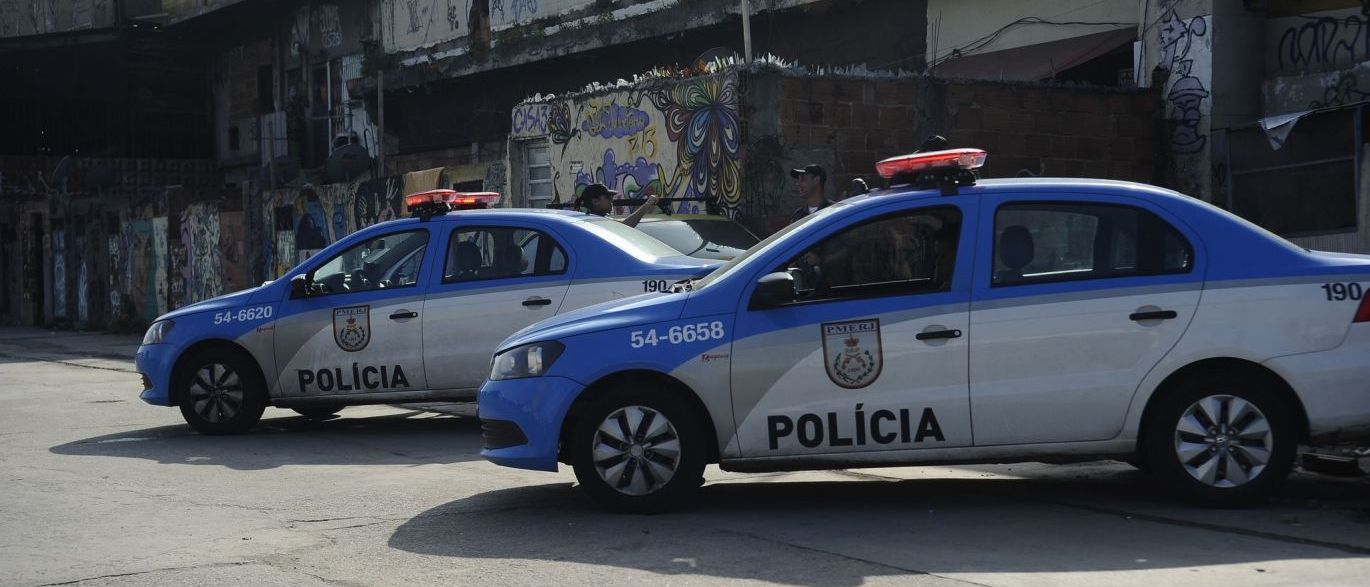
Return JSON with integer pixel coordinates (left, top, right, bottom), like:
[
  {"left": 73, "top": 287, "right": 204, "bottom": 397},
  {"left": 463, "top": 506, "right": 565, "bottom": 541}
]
[
  {"left": 570, "top": 384, "right": 708, "bottom": 514},
  {"left": 176, "top": 350, "right": 267, "bottom": 435},
  {"left": 1144, "top": 372, "right": 1297, "bottom": 507}
]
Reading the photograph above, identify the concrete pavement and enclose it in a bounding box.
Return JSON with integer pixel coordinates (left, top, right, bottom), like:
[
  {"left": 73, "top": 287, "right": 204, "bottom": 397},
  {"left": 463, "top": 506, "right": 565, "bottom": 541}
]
[{"left": 1, "top": 329, "right": 1368, "bottom": 586}]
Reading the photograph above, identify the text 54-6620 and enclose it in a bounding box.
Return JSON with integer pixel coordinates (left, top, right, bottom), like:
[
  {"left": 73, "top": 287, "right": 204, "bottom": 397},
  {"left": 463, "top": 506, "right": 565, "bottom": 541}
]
[
  {"left": 213, "top": 306, "right": 274, "bottom": 325},
  {"left": 630, "top": 321, "right": 725, "bottom": 348}
]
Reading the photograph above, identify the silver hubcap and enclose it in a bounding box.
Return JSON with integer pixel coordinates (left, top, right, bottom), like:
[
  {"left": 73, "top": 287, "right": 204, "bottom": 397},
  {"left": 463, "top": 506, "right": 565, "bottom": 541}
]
[
  {"left": 1174, "top": 394, "right": 1272, "bottom": 488},
  {"left": 592, "top": 405, "right": 681, "bottom": 496},
  {"left": 187, "top": 363, "right": 244, "bottom": 424}
]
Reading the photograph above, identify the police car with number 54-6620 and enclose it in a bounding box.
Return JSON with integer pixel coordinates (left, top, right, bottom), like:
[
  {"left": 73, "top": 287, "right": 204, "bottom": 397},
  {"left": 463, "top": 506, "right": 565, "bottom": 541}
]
[
  {"left": 478, "top": 148, "right": 1370, "bottom": 512},
  {"left": 134, "top": 190, "right": 719, "bottom": 434}
]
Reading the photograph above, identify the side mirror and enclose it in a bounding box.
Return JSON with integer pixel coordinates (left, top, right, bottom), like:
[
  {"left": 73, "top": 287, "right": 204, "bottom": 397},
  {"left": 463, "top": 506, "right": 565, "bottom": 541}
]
[
  {"left": 289, "top": 274, "right": 311, "bottom": 299},
  {"left": 750, "top": 271, "right": 797, "bottom": 309}
]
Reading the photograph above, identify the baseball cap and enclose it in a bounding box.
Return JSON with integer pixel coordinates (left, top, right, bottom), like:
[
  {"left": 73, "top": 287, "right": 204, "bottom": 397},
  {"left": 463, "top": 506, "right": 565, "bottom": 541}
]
[
  {"left": 790, "top": 164, "right": 826, "bottom": 183},
  {"left": 579, "top": 183, "right": 617, "bottom": 202}
]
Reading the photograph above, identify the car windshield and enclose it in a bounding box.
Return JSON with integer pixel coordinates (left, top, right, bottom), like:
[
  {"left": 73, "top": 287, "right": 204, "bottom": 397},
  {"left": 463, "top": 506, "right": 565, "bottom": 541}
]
[
  {"left": 693, "top": 203, "right": 844, "bottom": 289},
  {"left": 580, "top": 217, "right": 685, "bottom": 260},
  {"left": 636, "top": 218, "right": 760, "bottom": 260}
]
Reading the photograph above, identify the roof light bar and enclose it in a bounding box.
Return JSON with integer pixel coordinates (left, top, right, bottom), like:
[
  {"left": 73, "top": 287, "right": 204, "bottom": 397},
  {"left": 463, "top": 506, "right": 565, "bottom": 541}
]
[
  {"left": 406, "top": 190, "right": 501, "bottom": 220},
  {"left": 875, "top": 148, "right": 987, "bottom": 179}
]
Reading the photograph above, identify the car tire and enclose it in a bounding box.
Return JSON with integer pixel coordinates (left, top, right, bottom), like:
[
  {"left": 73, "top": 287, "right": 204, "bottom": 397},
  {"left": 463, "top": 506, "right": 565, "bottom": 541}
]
[
  {"left": 292, "top": 405, "right": 344, "bottom": 419},
  {"left": 175, "top": 349, "right": 267, "bottom": 435},
  {"left": 570, "top": 383, "right": 708, "bottom": 514},
  {"left": 1144, "top": 370, "right": 1298, "bottom": 507}
]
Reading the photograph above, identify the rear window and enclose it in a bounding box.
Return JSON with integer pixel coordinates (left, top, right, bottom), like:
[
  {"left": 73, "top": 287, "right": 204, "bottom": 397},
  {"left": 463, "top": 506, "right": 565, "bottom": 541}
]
[
  {"left": 993, "top": 202, "right": 1193, "bottom": 286},
  {"left": 637, "top": 219, "right": 760, "bottom": 260},
  {"left": 581, "top": 218, "right": 684, "bottom": 259}
]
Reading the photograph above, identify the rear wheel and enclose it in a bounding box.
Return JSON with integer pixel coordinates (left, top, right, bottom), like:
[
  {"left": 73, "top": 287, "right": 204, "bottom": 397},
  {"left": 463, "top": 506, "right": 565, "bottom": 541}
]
[
  {"left": 292, "top": 405, "right": 344, "bottom": 419},
  {"left": 175, "top": 350, "right": 267, "bottom": 435},
  {"left": 1144, "top": 371, "right": 1297, "bottom": 507},
  {"left": 570, "top": 383, "right": 708, "bottom": 514}
]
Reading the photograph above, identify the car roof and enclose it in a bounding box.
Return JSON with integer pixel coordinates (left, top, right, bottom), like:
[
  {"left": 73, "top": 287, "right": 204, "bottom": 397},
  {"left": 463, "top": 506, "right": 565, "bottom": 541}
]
[
  {"left": 846, "top": 177, "right": 1194, "bottom": 208},
  {"left": 637, "top": 214, "right": 737, "bottom": 222},
  {"left": 434, "top": 207, "right": 597, "bottom": 223}
]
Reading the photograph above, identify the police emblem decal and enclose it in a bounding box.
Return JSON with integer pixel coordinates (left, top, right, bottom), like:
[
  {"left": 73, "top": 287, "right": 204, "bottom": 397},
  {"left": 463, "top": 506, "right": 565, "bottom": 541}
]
[
  {"left": 821, "top": 319, "right": 883, "bottom": 389},
  {"left": 333, "top": 305, "right": 371, "bottom": 352}
]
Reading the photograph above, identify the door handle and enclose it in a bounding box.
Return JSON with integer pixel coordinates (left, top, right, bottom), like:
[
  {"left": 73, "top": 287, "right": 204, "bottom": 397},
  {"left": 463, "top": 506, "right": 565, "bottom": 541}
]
[
  {"left": 1130, "top": 310, "right": 1177, "bottom": 321},
  {"left": 389, "top": 310, "right": 418, "bottom": 320},
  {"left": 916, "top": 329, "right": 962, "bottom": 341},
  {"left": 522, "top": 297, "right": 553, "bottom": 307}
]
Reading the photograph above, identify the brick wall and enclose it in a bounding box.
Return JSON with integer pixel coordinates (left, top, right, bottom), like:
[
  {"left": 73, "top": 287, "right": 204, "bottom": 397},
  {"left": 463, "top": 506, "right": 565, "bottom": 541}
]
[
  {"left": 770, "top": 74, "right": 1163, "bottom": 205},
  {"left": 944, "top": 82, "right": 1161, "bottom": 183},
  {"left": 777, "top": 77, "right": 930, "bottom": 198}
]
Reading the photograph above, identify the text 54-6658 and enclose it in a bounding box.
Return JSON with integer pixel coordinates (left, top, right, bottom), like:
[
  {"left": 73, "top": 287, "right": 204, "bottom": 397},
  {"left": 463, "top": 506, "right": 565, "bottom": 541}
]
[{"left": 630, "top": 321, "right": 726, "bottom": 348}]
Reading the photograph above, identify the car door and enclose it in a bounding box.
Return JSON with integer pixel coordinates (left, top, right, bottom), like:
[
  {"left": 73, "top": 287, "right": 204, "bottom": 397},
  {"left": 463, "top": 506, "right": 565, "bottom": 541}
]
[
  {"left": 421, "top": 223, "right": 572, "bottom": 393},
  {"left": 969, "top": 194, "right": 1203, "bottom": 445},
  {"left": 272, "top": 227, "right": 434, "bottom": 398},
  {"left": 730, "top": 202, "right": 975, "bottom": 458}
]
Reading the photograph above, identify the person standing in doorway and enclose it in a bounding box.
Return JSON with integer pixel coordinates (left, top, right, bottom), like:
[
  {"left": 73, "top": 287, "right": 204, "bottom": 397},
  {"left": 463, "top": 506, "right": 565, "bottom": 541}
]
[{"left": 790, "top": 164, "right": 834, "bottom": 223}]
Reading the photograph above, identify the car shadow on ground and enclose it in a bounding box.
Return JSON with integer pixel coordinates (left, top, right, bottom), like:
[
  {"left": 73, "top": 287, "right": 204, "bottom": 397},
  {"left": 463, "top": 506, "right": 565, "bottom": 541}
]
[
  {"left": 49, "top": 409, "right": 484, "bottom": 470},
  {"left": 388, "top": 470, "right": 1370, "bottom": 587}
]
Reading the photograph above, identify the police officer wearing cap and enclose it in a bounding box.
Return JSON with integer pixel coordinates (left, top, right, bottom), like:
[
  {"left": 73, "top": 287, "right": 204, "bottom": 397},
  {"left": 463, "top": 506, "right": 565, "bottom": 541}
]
[
  {"left": 577, "top": 183, "right": 659, "bottom": 228},
  {"left": 790, "top": 164, "right": 835, "bottom": 223}
]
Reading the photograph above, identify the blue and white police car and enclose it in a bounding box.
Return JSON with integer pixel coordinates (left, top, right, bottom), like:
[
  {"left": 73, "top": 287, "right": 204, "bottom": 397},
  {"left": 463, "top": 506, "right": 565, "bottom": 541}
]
[
  {"left": 135, "top": 190, "right": 719, "bottom": 435},
  {"left": 479, "top": 149, "right": 1370, "bottom": 512}
]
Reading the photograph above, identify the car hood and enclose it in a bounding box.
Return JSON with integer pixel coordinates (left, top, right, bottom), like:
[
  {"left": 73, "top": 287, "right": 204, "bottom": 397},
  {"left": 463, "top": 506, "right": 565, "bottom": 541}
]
[
  {"left": 651, "top": 255, "right": 723, "bottom": 273},
  {"left": 155, "top": 285, "right": 264, "bottom": 321},
  {"left": 498, "top": 292, "right": 690, "bottom": 352}
]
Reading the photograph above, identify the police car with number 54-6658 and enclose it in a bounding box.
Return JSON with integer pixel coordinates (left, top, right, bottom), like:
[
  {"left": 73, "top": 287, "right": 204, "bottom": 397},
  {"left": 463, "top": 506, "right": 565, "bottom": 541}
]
[
  {"left": 478, "top": 148, "right": 1370, "bottom": 513},
  {"left": 134, "top": 190, "right": 719, "bottom": 434}
]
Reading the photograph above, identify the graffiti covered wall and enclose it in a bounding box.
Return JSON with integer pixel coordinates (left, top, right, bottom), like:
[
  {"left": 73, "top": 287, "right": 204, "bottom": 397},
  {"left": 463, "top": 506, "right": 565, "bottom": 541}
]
[
  {"left": 382, "top": 0, "right": 471, "bottom": 53},
  {"left": 1156, "top": 6, "right": 1212, "bottom": 199},
  {"left": 257, "top": 176, "right": 404, "bottom": 281},
  {"left": 490, "top": 0, "right": 592, "bottom": 30},
  {"left": 1264, "top": 8, "right": 1370, "bottom": 115},
  {"left": 1268, "top": 8, "right": 1370, "bottom": 76},
  {"left": 515, "top": 71, "right": 743, "bottom": 216}
]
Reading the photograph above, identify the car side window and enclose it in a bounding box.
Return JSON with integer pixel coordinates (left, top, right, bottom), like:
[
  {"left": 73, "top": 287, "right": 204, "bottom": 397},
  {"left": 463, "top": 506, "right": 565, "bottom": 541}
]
[
  {"left": 992, "top": 202, "right": 1192, "bottom": 287},
  {"left": 445, "top": 227, "right": 567, "bottom": 283},
  {"left": 779, "top": 206, "right": 961, "bottom": 303},
  {"left": 308, "top": 230, "right": 430, "bottom": 294}
]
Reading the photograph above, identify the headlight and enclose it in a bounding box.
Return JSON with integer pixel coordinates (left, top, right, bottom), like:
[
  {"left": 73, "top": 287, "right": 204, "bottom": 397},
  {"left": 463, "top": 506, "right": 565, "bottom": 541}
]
[
  {"left": 490, "top": 341, "right": 565, "bottom": 381},
  {"left": 142, "top": 320, "right": 174, "bottom": 345}
]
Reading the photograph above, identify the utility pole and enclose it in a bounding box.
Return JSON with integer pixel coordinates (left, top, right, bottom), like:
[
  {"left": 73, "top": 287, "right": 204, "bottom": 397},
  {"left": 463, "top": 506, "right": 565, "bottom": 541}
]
[
  {"left": 741, "top": 0, "right": 753, "bottom": 62},
  {"left": 377, "top": 71, "right": 385, "bottom": 176}
]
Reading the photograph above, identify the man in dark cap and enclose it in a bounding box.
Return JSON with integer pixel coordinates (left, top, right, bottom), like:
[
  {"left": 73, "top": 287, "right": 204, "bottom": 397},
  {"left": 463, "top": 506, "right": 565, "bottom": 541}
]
[
  {"left": 790, "top": 164, "right": 834, "bottom": 223},
  {"left": 577, "top": 183, "right": 660, "bottom": 228}
]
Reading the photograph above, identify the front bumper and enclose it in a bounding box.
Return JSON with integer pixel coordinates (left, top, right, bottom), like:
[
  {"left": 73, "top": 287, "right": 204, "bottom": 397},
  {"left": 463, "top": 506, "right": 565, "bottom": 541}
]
[
  {"left": 477, "top": 375, "right": 585, "bottom": 472},
  {"left": 134, "top": 344, "right": 177, "bottom": 406}
]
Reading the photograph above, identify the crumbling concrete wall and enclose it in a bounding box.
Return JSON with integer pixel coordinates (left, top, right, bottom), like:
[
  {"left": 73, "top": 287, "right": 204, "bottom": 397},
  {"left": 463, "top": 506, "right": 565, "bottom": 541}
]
[{"left": 0, "top": 0, "right": 116, "bottom": 38}]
